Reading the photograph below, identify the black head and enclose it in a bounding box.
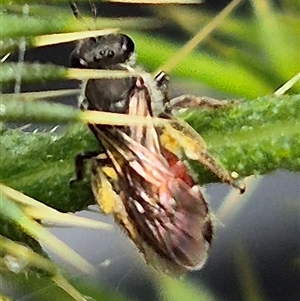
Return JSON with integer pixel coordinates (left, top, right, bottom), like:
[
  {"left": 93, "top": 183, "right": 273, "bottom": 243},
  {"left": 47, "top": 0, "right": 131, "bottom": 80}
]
[{"left": 70, "top": 33, "right": 135, "bottom": 69}]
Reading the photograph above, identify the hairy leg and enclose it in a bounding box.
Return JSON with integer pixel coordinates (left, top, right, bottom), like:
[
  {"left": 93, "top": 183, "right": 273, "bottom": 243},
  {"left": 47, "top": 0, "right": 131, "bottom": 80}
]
[{"left": 70, "top": 151, "right": 109, "bottom": 185}]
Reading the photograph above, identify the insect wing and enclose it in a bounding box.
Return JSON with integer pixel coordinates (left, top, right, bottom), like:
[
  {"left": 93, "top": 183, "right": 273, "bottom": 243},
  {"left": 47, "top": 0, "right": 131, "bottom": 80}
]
[{"left": 91, "top": 79, "right": 213, "bottom": 273}]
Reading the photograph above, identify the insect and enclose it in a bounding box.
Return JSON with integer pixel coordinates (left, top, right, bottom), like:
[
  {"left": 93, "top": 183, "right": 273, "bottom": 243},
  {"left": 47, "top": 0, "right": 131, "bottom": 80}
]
[{"left": 69, "top": 3, "right": 245, "bottom": 274}]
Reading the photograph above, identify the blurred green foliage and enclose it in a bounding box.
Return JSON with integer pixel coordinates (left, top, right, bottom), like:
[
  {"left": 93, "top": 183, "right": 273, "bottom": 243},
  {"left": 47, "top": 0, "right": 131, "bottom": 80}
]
[{"left": 1, "top": 0, "right": 299, "bottom": 96}]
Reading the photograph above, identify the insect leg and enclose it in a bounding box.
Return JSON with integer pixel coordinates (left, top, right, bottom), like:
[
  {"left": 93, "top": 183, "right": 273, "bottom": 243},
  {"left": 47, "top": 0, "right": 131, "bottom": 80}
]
[
  {"left": 91, "top": 154, "right": 139, "bottom": 242},
  {"left": 162, "top": 121, "right": 245, "bottom": 193},
  {"left": 154, "top": 71, "right": 170, "bottom": 105},
  {"left": 88, "top": 1, "right": 97, "bottom": 20},
  {"left": 70, "top": 151, "right": 106, "bottom": 185},
  {"left": 69, "top": 1, "right": 83, "bottom": 21},
  {"left": 167, "top": 95, "right": 237, "bottom": 113},
  {"left": 192, "top": 148, "right": 245, "bottom": 193},
  {"left": 91, "top": 159, "right": 121, "bottom": 214},
  {"left": 154, "top": 71, "right": 237, "bottom": 114}
]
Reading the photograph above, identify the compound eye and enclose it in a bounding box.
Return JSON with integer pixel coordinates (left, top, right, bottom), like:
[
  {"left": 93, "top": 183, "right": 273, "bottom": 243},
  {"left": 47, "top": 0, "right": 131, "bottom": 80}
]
[
  {"left": 88, "top": 37, "right": 97, "bottom": 44},
  {"left": 121, "top": 35, "right": 134, "bottom": 55},
  {"left": 108, "top": 50, "right": 114, "bottom": 58}
]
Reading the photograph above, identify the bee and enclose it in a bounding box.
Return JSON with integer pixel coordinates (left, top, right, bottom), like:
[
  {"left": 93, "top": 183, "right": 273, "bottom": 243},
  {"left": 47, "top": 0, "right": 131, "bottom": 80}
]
[{"left": 69, "top": 5, "right": 244, "bottom": 274}]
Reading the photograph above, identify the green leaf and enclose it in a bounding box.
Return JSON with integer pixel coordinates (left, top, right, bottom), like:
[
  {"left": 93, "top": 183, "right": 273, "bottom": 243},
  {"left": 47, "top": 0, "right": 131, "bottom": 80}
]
[
  {"left": 1, "top": 94, "right": 299, "bottom": 211},
  {"left": 184, "top": 94, "right": 300, "bottom": 180},
  {"left": 0, "top": 124, "right": 96, "bottom": 212}
]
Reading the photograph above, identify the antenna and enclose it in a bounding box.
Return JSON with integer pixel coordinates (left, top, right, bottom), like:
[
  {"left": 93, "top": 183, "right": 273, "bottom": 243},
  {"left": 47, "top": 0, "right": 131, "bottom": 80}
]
[
  {"left": 69, "top": 1, "right": 83, "bottom": 21},
  {"left": 69, "top": 1, "right": 97, "bottom": 21}
]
